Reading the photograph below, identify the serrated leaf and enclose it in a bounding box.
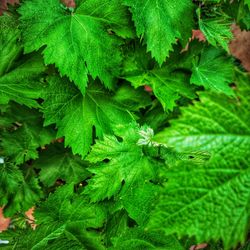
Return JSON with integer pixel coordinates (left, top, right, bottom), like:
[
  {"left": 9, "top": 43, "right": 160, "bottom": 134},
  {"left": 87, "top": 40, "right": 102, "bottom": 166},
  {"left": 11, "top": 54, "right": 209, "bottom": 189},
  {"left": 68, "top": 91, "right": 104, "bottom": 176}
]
[
  {"left": 151, "top": 73, "right": 250, "bottom": 250},
  {"left": 33, "top": 143, "right": 90, "bottom": 186},
  {"left": 15, "top": 184, "right": 105, "bottom": 249},
  {"left": 18, "top": 0, "right": 131, "bottom": 93},
  {"left": 0, "top": 15, "right": 45, "bottom": 108},
  {"left": 123, "top": 0, "right": 194, "bottom": 64},
  {"left": 42, "top": 76, "right": 134, "bottom": 157},
  {"left": 1, "top": 104, "right": 55, "bottom": 165},
  {"left": 191, "top": 47, "right": 234, "bottom": 95},
  {"left": 0, "top": 14, "right": 21, "bottom": 76},
  {"left": 0, "top": 162, "right": 23, "bottom": 205},
  {"left": 122, "top": 45, "right": 196, "bottom": 110},
  {"left": 119, "top": 182, "right": 159, "bottom": 225},
  {"left": 84, "top": 124, "right": 161, "bottom": 202},
  {"left": 3, "top": 175, "right": 42, "bottom": 217},
  {"left": 198, "top": 13, "right": 233, "bottom": 52}
]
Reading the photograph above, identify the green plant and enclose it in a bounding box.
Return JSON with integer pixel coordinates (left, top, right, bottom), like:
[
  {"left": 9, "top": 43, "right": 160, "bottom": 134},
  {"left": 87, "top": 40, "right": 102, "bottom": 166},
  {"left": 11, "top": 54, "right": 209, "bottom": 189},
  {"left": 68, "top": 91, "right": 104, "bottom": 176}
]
[{"left": 0, "top": 0, "right": 249, "bottom": 249}]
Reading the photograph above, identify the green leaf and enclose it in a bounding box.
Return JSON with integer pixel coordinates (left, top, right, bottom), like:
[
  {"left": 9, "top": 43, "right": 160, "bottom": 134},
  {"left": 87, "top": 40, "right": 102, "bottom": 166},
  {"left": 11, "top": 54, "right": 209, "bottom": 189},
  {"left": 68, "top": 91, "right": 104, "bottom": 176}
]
[
  {"left": 42, "top": 76, "right": 134, "bottom": 157},
  {"left": 152, "top": 73, "right": 250, "bottom": 250},
  {"left": 3, "top": 174, "right": 42, "bottom": 217},
  {"left": 0, "top": 13, "right": 46, "bottom": 108},
  {"left": 16, "top": 184, "right": 105, "bottom": 249},
  {"left": 113, "top": 84, "right": 151, "bottom": 111},
  {"left": 0, "top": 14, "right": 45, "bottom": 108},
  {"left": 111, "top": 227, "right": 184, "bottom": 250},
  {"left": 198, "top": 13, "right": 233, "bottom": 51},
  {"left": 33, "top": 143, "right": 90, "bottom": 186},
  {"left": 84, "top": 124, "right": 161, "bottom": 202},
  {"left": 190, "top": 47, "right": 234, "bottom": 95},
  {"left": 119, "top": 182, "right": 159, "bottom": 225},
  {"left": 123, "top": 0, "right": 194, "bottom": 64},
  {"left": 18, "top": 0, "right": 130, "bottom": 93},
  {"left": 122, "top": 45, "right": 196, "bottom": 110},
  {"left": 0, "top": 14, "right": 21, "bottom": 76},
  {"left": 1, "top": 104, "right": 55, "bottom": 165},
  {"left": 0, "top": 162, "right": 23, "bottom": 205}
]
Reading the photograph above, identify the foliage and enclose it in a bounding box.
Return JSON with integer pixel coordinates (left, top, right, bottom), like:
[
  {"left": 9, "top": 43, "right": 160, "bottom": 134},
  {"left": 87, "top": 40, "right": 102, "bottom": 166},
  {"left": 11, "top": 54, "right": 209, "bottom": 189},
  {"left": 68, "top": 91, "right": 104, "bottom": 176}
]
[{"left": 0, "top": 1, "right": 249, "bottom": 249}]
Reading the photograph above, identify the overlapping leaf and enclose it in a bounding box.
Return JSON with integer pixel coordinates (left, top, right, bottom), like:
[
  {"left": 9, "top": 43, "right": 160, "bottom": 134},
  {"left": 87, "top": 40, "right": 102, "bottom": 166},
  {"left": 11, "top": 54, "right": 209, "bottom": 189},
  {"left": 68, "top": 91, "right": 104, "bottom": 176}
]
[
  {"left": 33, "top": 143, "right": 90, "bottom": 186},
  {"left": 84, "top": 124, "right": 162, "bottom": 202},
  {"left": 122, "top": 45, "right": 197, "bottom": 110},
  {"left": 14, "top": 184, "right": 105, "bottom": 249},
  {"left": 42, "top": 76, "right": 134, "bottom": 157},
  {"left": 18, "top": 0, "right": 131, "bottom": 93},
  {"left": 198, "top": 12, "right": 233, "bottom": 51},
  {"left": 0, "top": 15, "right": 45, "bottom": 108},
  {"left": 190, "top": 47, "right": 234, "bottom": 95},
  {"left": 0, "top": 104, "right": 55, "bottom": 165},
  {"left": 123, "top": 0, "right": 194, "bottom": 64}
]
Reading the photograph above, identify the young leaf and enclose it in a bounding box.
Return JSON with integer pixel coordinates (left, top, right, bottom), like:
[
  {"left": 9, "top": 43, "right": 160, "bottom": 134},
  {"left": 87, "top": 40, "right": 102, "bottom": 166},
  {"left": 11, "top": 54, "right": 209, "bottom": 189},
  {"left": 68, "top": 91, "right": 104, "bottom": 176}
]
[
  {"left": 18, "top": 0, "right": 130, "bottom": 93},
  {"left": 42, "top": 76, "right": 134, "bottom": 157},
  {"left": 123, "top": 0, "right": 194, "bottom": 64},
  {"left": 33, "top": 143, "right": 90, "bottom": 187}
]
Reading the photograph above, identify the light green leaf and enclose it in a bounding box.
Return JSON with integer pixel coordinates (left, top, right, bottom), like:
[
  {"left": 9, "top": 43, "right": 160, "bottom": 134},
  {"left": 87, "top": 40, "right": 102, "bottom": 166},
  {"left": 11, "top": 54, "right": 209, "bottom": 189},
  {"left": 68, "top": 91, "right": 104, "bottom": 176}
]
[
  {"left": 190, "top": 47, "right": 234, "bottom": 95},
  {"left": 84, "top": 124, "right": 161, "bottom": 202},
  {"left": 42, "top": 76, "right": 134, "bottom": 157},
  {"left": 18, "top": 0, "right": 130, "bottom": 93},
  {"left": 152, "top": 72, "right": 250, "bottom": 250},
  {"left": 33, "top": 143, "right": 90, "bottom": 186},
  {"left": 123, "top": 0, "right": 194, "bottom": 64}
]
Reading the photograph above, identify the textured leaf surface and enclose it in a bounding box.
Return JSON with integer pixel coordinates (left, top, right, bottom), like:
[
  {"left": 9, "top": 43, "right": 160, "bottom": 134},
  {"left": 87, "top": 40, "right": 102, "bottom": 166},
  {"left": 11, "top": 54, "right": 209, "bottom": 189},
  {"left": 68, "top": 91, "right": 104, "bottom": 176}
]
[
  {"left": 43, "top": 76, "right": 133, "bottom": 157},
  {"left": 84, "top": 124, "right": 161, "bottom": 202},
  {"left": 123, "top": 0, "right": 194, "bottom": 64},
  {"left": 0, "top": 14, "right": 21, "bottom": 76},
  {"left": 191, "top": 47, "right": 234, "bottom": 95},
  {"left": 0, "top": 162, "right": 23, "bottom": 205},
  {"left": 152, "top": 73, "right": 250, "bottom": 249},
  {"left": 198, "top": 13, "right": 233, "bottom": 51},
  {"left": 111, "top": 227, "right": 183, "bottom": 250},
  {"left": 18, "top": 0, "right": 130, "bottom": 93},
  {"left": 1, "top": 104, "right": 55, "bottom": 165},
  {"left": 15, "top": 184, "right": 105, "bottom": 249},
  {"left": 1, "top": 173, "right": 42, "bottom": 217},
  {"left": 0, "top": 55, "right": 45, "bottom": 108},
  {"left": 0, "top": 15, "right": 45, "bottom": 108},
  {"left": 122, "top": 45, "right": 196, "bottom": 110},
  {"left": 34, "top": 143, "right": 90, "bottom": 186}
]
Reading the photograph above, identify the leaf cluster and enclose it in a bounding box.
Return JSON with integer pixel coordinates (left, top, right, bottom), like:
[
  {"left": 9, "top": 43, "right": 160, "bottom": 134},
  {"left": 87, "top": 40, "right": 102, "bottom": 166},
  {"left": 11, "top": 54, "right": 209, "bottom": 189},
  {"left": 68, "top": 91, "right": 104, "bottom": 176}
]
[{"left": 0, "top": 1, "right": 250, "bottom": 249}]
